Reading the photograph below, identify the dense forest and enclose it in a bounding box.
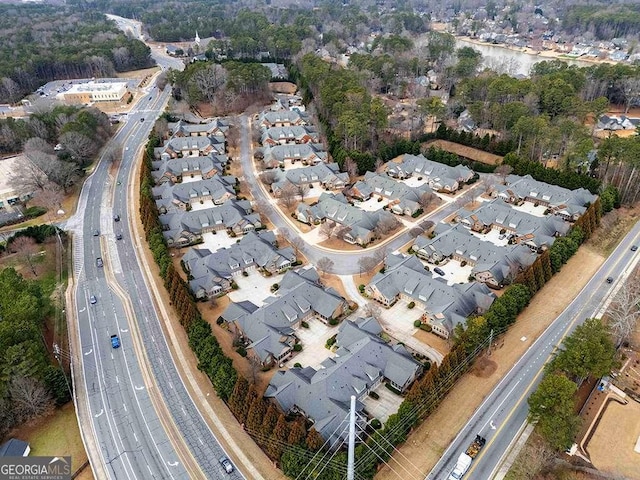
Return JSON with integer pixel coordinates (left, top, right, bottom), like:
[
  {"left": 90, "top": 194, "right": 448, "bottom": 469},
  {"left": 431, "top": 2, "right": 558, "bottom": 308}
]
[
  {"left": 0, "top": 4, "right": 153, "bottom": 103},
  {"left": 0, "top": 252, "right": 71, "bottom": 440},
  {"left": 563, "top": 4, "right": 640, "bottom": 40},
  {"left": 68, "top": 0, "right": 429, "bottom": 44}
]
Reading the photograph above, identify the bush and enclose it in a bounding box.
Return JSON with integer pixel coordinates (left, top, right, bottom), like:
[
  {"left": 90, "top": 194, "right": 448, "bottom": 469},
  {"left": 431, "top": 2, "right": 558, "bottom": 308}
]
[
  {"left": 242, "top": 271, "right": 249, "bottom": 277},
  {"left": 358, "top": 284, "right": 365, "bottom": 293},
  {"left": 460, "top": 260, "right": 467, "bottom": 267},
  {"left": 408, "top": 301, "right": 416, "bottom": 309},
  {"left": 231, "top": 281, "right": 239, "bottom": 290},
  {"left": 325, "top": 336, "right": 337, "bottom": 348},
  {"left": 329, "top": 318, "right": 338, "bottom": 326},
  {"left": 419, "top": 324, "right": 433, "bottom": 332},
  {"left": 413, "top": 319, "right": 422, "bottom": 328},
  {"left": 385, "top": 383, "right": 402, "bottom": 395},
  {"left": 236, "top": 346, "right": 247, "bottom": 357},
  {"left": 292, "top": 260, "right": 302, "bottom": 266},
  {"left": 301, "top": 321, "right": 309, "bottom": 328},
  {"left": 294, "top": 362, "right": 302, "bottom": 368},
  {"left": 271, "top": 283, "right": 280, "bottom": 292},
  {"left": 24, "top": 206, "right": 47, "bottom": 219},
  {"left": 216, "top": 316, "right": 224, "bottom": 325},
  {"left": 368, "top": 391, "right": 380, "bottom": 400},
  {"left": 370, "top": 418, "right": 382, "bottom": 429},
  {"left": 293, "top": 344, "right": 302, "bottom": 352},
  {"left": 411, "top": 209, "right": 423, "bottom": 218}
]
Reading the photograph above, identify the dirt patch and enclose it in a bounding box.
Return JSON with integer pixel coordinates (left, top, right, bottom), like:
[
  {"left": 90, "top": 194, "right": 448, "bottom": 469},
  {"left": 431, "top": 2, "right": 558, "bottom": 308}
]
[
  {"left": 317, "top": 237, "right": 364, "bottom": 250},
  {"left": 375, "top": 246, "right": 605, "bottom": 479},
  {"left": 269, "top": 82, "right": 297, "bottom": 94},
  {"left": 320, "top": 274, "right": 349, "bottom": 302},
  {"left": 116, "top": 66, "right": 160, "bottom": 82},
  {"left": 412, "top": 329, "right": 451, "bottom": 357},
  {"left": 587, "top": 205, "right": 640, "bottom": 255},
  {"left": 471, "top": 356, "right": 498, "bottom": 378},
  {"left": 424, "top": 139, "right": 503, "bottom": 166},
  {"left": 588, "top": 400, "right": 640, "bottom": 478},
  {"left": 7, "top": 402, "right": 91, "bottom": 478}
]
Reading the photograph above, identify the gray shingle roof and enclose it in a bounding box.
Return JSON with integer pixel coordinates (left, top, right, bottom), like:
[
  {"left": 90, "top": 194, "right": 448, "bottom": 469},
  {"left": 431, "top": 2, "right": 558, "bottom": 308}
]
[
  {"left": 496, "top": 174, "right": 597, "bottom": 217},
  {"left": 152, "top": 175, "right": 236, "bottom": 212},
  {"left": 265, "top": 317, "right": 421, "bottom": 444},
  {"left": 367, "top": 254, "right": 495, "bottom": 332},
  {"left": 454, "top": 199, "right": 570, "bottom": 249},
  {"left": 384, "top": 154, "right": 473, "bottom": 190},
  {"left": 151, "top": 154, "right": 228, "bottom": 182}
]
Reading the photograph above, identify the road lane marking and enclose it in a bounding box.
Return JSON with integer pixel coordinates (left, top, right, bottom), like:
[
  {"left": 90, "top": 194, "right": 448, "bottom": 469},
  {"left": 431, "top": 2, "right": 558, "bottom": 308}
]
[
  {"left": 94, "top": 409, "right": 104, "bottom": 418},
  {"left": 85, "top": 349, "right": 93, "bottom": 356}
]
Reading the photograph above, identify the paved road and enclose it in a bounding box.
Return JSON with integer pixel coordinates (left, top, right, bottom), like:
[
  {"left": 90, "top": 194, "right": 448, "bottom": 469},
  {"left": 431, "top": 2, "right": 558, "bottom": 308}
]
[
  {"left": 426, "top": 220, "right": 640, "bottom": 480},
  {"left": 69, "top": 93, "right": 190, "bottom": 480},
  {"left": 238, "top": 114, "right": 484, "bottom": 275},
  {"left": 67, "top": 27, "right": 246, "bottom": 479}
]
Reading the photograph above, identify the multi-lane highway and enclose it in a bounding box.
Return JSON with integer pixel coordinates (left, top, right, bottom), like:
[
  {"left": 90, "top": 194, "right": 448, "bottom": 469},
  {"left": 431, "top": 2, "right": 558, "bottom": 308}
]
[
  {"left": 426, "top": 220, "right": 640, "bottom": 480},
  {"left": 67, "top": 50, "right": 246, "bottom": 479}
]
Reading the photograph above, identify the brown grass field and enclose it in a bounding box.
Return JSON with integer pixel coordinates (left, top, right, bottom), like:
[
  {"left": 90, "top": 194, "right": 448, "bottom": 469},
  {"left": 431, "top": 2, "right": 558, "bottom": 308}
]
[{"left": 424, "top": 139, "right": 504, "bottom": 165}]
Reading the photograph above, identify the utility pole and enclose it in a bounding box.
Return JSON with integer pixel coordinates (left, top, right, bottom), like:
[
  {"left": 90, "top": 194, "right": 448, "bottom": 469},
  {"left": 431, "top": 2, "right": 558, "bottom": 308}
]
[
  {"left": 347, "top": 395, "right": 356, "bottom": 480},
  {"left": 487, "top": 328, "right": 494, "bottom": 356}
]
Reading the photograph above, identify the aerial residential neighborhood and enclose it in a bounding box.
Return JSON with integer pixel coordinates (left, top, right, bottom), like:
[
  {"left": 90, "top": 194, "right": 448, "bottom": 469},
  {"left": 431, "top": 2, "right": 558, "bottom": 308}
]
[{"left": 0, "top": 1, "right": 639, "bottom": 480}]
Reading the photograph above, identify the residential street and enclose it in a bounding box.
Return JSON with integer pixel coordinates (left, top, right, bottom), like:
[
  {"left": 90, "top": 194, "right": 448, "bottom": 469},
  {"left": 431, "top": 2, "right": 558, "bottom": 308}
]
[{"left": 238, "top": 114, "right": 486, "bottom": 275}]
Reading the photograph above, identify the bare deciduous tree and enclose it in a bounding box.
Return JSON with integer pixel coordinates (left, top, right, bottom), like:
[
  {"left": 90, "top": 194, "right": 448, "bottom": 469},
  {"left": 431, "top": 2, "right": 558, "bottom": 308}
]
[
  {"left": 418, "top": 191, "right": 437, "bottom": 210},
  {"left": 374, "top": 158, "right": 384, "bottom": 173},
  {"left": 506, "top": 434, "right": 555, "bottom": 480},
  {"left": 316, "top": 257, "right": 334, "bottom": 276},
  {"left": 10, "top": 376, "right": 53, "bottom": 423},
  {"left": 297, "top": 184, "right": 310, "bottom": 201},
  {"left": 286, "top": 233, "right": 305, "bottom": 258},
  {"left": 59, "top": 131, "right": 96, "bottom": 166},
  {"left": 191, "top": 64, "right": 228, "bottom": 103},
  {"left": 32, "top": 183, "right": 64, "bottom": 218},
  {"left": 154, "top": 117, "right": 169, "bottom": 138},
  {"left": 373, "top": 214, "right": 401, "bottom": 238},
  {"left": 226, "top": 126, "right": 240, "bottom": 150},
  {"left": 455, "top": 189, "right": 477, "bottom": 208},
  {"left": 103, "top": 141, "right": 122, "bottom": 164},
  {"left": 278, "top": 182, "right": 298, "bottom": 209},
  {"left": 319, "top": 220, "right": 337, "bottom": 240},
  {"left": 608, "top": 274, "right": 640, "bottom": 347},
  {"left": 409, "top": 227, "right": 425, "bottom": 238},
  {"left": 363, "top": 302, "right": 382, "bottom": 321},
  {"left": 343, "top": 157, "right": 359, "bottom": 182},
  {"left": 11, "top": 236, "right": 39, "bottom": 276},
  {"left": 261, "top": 170, "right": 279, "bottom": 187},
  {"left": 358, "top": 256, "right": 379, "bottom": 276},
  {"left": 156, "top": 71, "right": 169, "bottom": 91},
  {"left": 495, "top": 164, "right": 513, "bottom": 184},
  {"left": 10, "top": 155, "right": 49, "bottom": 192},
  {"left": 24, "top": 137, "right": 53, "bottom": 155}
]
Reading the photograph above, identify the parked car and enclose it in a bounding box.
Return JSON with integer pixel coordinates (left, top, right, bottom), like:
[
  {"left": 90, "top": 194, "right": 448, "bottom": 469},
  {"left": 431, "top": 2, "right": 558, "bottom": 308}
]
[
  {"left": 219, "top": 457, "right": 234, "bottom": 474},
  {"left": 114, "top": 214, "right": 120, "bottom": 222},
  {"left": 96, "top": 257, "right": 103, "bottom": 268},
  {"left": 90, "top": 295, "right": 97, "bottom": 304},
  {"left": 434, "top": 267, "right": 445, "bottom": 276},
  {"left": 606, "top": 277, "right": 614, "bottom": 284},
  {"left": 116, "top": 233, "right": 123, "bottom": 240},
  {"left": 110, "top": 334, "right": 120, "bottom": 349},
  {"left": 631, "top": 245, "right": 638, "bottom": 252}
]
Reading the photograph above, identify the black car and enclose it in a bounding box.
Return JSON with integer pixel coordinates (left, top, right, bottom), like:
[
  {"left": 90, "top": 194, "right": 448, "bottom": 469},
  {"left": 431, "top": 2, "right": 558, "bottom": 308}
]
[
  {"left": 93, "top": 229, "right": 100, "bottom": 236},
  {"left": 114, "top": 214, "right": 120, "bottom": 222},
  {"left": 632, "top": 245, "right": 638, "bottom": 252},
  {"left": 433, "top": 267, "right": 445, "bottom": 276},
  {"left": 606, "top": 277, "right": 613, "bottom": 284},
  {"left": 96, "top": 257, "right": 103, "bottom": 268},
  {"left": 116, "top": 233, "right": 123, "bottom": 240},
  {"left": 140, "top": 117, "right": 145, "bottom": 123}
]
